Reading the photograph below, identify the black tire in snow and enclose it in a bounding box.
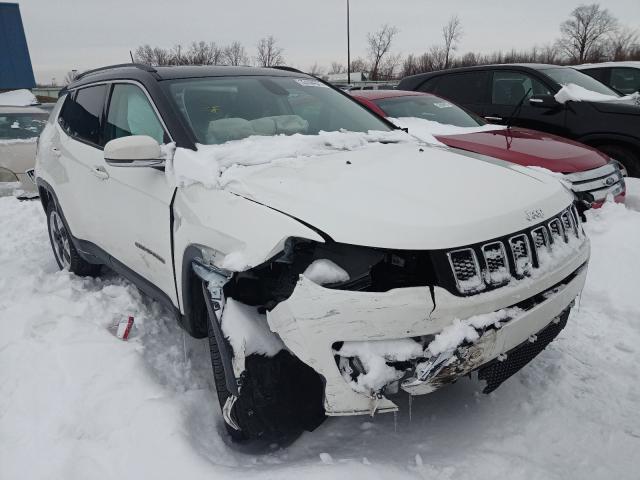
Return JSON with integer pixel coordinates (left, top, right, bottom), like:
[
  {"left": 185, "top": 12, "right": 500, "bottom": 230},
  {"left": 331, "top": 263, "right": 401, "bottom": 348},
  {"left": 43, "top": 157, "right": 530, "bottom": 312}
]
[{"left": 46, "top": 202, "right": 101, "bottom": 276}]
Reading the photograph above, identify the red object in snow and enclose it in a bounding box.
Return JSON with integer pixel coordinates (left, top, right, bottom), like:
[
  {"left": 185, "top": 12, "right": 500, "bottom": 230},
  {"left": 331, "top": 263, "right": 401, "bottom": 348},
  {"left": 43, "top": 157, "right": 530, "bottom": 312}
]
[{"left": 116, "top": 316, "right": 135, "bottom": 340}]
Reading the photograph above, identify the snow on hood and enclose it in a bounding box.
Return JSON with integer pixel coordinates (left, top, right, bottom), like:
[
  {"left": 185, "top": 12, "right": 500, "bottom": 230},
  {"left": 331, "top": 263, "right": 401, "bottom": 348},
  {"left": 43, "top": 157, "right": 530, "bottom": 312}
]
[
  {"left": 0, "top": 89, "right": 38, "bottom": 107},
  {"left": 220, "top": 142, "right": 574, "bottom": 249},
  {"left": 390, "top": 116, "right": 506, "bottom": 144},
  {"left": 554, "top": 83, "right": 640, "bottom": 104},
  {"left": 167, "top": 129, "right": 411, "bottom": 189}
]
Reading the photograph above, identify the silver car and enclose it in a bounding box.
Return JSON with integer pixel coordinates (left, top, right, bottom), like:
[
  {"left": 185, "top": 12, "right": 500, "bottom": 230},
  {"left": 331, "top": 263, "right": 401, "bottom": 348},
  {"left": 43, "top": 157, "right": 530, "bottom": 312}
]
[{"left": 0, "top": 105, "right": 49, "bottom": 196}]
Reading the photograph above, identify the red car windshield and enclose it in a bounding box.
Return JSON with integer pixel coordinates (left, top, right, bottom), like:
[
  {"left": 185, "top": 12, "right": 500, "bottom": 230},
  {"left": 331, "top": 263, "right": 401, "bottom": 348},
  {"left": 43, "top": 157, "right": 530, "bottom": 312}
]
[{"left": 374, "top": 96, "right": 485, "bottom": 128}]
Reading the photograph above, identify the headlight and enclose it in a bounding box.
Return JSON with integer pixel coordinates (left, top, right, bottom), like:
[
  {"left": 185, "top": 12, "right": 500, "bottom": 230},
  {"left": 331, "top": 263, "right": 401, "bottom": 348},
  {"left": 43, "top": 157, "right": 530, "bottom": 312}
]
[{"left": 0, "top": 167, "right": 19, "bottom": 183}]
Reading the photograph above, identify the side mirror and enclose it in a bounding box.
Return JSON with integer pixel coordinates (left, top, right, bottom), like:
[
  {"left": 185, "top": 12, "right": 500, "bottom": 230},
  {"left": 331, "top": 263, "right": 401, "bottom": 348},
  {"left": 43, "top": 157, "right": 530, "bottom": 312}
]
[
  {"left": 104, "top": 135, "right": 164, "bottom": 167},
  {"left": 528, "top": 94, "right": 560, "bottom": 109}
]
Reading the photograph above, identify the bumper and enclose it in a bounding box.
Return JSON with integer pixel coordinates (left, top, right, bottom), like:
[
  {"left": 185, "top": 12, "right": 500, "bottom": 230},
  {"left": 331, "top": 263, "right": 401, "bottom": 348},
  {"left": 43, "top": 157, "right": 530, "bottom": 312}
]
[{"left": 268, "top": 238, "right": 589, "bottom": 416}]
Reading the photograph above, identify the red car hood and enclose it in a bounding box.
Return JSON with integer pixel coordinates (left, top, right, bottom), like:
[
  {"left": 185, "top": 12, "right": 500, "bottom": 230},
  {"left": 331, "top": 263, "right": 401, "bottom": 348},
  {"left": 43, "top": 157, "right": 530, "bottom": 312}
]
[{"left": 436, "top": 128, "right": 609, "bottom": 173}]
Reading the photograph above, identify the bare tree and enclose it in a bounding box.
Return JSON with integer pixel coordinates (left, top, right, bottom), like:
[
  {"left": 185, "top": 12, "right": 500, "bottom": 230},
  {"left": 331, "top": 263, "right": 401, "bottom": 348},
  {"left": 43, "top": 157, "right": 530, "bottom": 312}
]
[
  {"left": 557, "top": 4, "right": 618, "bottom": 63},
  {"left": 184, "top": 41, "right": 223, "bottom": 65},
  {"left": 224, "top": 41, "right": 249, "bottom": 66},
  {"left": 350, "top": 57, "right": 368, "bottom": 73},
  {"left": 329, "top": 62, "right": 345, "bottom": 74},
  {"left": 442, "top": 15, "right": 463, "bottom": 69},
  {"left": 366, "top": 24, "right": 399, "bottom": 80},
  {"left": 256, "top": 36, "right": 285, "bottom": 67},
  {"left": 607, "top": 27, "right": 639, "bottom": 61},
  {"left": 307, "top": 62, "right": 324, "bottom": 76}
]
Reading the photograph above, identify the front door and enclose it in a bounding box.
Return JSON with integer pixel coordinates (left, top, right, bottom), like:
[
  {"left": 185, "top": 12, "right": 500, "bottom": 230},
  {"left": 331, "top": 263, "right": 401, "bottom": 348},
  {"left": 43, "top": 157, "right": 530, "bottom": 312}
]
[
  {"left": 96, "top": 82, "right": 178, "bottom": 306},
  {"left": 486, "top": 70, "right": 567, "bottom": 136}
]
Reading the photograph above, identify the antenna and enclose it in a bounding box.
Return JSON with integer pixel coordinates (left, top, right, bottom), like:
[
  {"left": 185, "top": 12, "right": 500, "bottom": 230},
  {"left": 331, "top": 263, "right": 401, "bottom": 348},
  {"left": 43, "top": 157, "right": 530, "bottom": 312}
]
[{"left": 129, "top": 50, "right": 134, "bottom": 63}]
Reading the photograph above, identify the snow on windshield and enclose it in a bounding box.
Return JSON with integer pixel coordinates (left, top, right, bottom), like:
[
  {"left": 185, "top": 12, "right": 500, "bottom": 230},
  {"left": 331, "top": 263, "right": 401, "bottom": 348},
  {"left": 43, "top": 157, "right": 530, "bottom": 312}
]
[
  {"left": 166, "top": 129, "right": 413, "bottom": 188},
  {"left": 555, "top": 83, "right": 640, "bottom": 104},
  {"left": 390, "top": 117, "right": 506, "bottom": 144},
  {"left": 0, "top": 89, "right": 38, "bottom": 107}
]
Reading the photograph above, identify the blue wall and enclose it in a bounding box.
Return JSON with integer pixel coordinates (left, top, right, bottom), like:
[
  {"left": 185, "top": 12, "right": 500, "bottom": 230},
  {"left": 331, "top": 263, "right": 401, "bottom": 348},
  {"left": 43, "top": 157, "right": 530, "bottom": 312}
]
[{"left": 0, "top": 2, "right": 36, "bottom": 90}]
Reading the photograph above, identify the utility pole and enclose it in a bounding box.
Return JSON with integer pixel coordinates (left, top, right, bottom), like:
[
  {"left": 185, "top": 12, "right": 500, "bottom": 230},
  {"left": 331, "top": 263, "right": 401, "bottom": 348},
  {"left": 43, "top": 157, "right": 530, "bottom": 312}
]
[{"left": 347, "top": 0, "right": 351, "bottom": 84}]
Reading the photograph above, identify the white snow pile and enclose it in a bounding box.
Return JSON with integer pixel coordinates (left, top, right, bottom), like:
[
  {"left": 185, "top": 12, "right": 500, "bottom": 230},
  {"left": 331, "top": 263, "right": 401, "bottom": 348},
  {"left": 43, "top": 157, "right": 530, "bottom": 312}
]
[
  {"left": 166, "top": 129, "right": 412, "bottom": 189},
  {"left": 221, "top": 298, "right": 284, "bottom": 360},
  {"left": 554, "top": 83, "right": 640, "bottom": 104},
  {"left": 0, "top": 89, "right": 38, "bottom": 106},
  {"left": 2, "top": 195, "right": 640, "bottom": 479},
  {"left": 303, "top": 259, "right": 350, "bottom": 285},
  {"left": 625, "top": 177, "right": 640, "bottom": 212},
  {"left": 390, "top": 116, "right": 506, "bottom": 144}
]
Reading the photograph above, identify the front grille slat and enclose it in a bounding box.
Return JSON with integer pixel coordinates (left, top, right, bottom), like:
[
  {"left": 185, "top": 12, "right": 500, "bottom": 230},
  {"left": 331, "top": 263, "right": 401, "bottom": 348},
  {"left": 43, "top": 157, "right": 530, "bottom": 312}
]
[{"left": 447, "top": 206, "right": 583, "bottom": 295}]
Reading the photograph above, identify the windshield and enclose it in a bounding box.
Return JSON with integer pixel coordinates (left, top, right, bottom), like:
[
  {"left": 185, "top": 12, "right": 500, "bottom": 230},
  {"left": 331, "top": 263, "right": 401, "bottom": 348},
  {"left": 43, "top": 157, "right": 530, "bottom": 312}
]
[
  {"left": 164, "top": 76, "right": 391, "bottom": 145},
  {"left": 0, "top": 113, "right": 48, "bottom": 140},
  {"left": 374, "top": 95, "right": 485, "bottom": 127},
  {"left": 543, "top": 68, "right": 620, "bottom": 97}
]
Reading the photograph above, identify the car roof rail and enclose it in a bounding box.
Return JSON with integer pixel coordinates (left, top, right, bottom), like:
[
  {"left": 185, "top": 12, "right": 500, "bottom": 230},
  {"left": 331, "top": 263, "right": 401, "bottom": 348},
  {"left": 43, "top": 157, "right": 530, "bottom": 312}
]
[
  {"left": 270, "top": 66, "right": 305, "bottom": 74},
  {"left": 74, "top": 63, "right": 157, "bottom": 81}
]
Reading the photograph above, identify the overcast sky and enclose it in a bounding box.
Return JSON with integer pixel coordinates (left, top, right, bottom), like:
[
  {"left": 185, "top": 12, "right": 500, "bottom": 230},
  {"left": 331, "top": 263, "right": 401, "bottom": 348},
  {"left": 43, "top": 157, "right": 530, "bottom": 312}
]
[{"left": 16, "top": 0, "right": 640, "bottom": 85}]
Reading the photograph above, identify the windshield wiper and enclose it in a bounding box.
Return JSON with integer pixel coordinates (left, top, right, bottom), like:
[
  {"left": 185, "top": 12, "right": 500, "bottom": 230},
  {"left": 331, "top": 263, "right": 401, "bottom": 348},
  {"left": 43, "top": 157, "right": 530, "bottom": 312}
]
[{"left": 506, "top": 88, "right": 532, "bottom": 130}]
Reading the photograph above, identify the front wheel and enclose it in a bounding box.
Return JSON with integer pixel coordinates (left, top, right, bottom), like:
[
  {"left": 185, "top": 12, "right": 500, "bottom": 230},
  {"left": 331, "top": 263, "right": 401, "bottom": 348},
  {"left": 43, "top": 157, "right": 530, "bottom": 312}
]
[
  {"left": 46, "top": 202, "right": 101, "bottom": 276},
  {"left": 204, "top": 291, "right": 326, "bottom": 441}
]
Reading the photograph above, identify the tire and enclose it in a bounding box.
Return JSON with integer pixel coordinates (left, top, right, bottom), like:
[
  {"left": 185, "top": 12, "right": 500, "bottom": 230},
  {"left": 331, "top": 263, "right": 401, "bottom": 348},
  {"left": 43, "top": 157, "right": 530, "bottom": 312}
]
[
  {"left": 207, "top": 318, "right": 249, "bottom": 442},
  {"left": 597, "top": 144, "right": 639, "bottom": 178},
  {"left": 205, "top": 296, "right": 326, "bottom": 442},
  {"left": 46, "top": 202, "right": 101, "bottom": 276}
]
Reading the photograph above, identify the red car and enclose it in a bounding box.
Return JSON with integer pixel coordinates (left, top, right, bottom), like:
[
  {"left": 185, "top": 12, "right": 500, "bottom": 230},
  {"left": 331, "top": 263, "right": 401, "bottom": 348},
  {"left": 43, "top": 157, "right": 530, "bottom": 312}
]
[{"left": 351, "top": 90, "right": 626, "bottom": 206}]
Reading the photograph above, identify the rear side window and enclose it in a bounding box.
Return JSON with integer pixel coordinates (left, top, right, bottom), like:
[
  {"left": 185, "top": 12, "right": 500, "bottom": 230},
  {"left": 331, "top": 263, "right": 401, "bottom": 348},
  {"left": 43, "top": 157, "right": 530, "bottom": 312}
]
[
  {"left": 105, "top": 84, "right": 166, "bottom": 144},
  {"left": 610, "top": 68, "right": 640, "bottom": 95},
  {"left": 58, "top": 84, "right": 107, "bottom": 146},
  {"left": 432, "top": 72, "right": 489, "bottom": 105}
]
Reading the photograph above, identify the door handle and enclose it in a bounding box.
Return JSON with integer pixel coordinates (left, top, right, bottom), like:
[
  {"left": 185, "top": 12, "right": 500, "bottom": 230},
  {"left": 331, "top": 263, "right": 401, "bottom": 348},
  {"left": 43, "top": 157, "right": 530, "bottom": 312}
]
[
  {"left": 91, "top": 166, "right": 110, "bottom": 180},
  {"left": 484, "top": 116, "right": 503, "bottom": 122}
]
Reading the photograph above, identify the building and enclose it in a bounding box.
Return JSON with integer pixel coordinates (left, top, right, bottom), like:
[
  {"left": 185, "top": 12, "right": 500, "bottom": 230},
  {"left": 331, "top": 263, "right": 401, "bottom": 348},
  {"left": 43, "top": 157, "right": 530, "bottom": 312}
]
[{"left": 0, "top": 2, "right": 35, "bottom": 91}]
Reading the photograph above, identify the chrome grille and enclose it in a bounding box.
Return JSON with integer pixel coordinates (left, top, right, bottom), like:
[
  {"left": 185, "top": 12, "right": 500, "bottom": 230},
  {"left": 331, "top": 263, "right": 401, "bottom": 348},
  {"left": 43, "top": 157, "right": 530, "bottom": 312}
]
[
  {"left": 447, "top": 248, "right": 483, "bottom": 293},
  {"left": 509, "top": 234, "right": 532, "bottom": 276},
  {"left": 446, "top": 206, "right": 583, "bottom": 295},
  {"left": 482, "top": 242, "right": 509, "bottom": 286}
]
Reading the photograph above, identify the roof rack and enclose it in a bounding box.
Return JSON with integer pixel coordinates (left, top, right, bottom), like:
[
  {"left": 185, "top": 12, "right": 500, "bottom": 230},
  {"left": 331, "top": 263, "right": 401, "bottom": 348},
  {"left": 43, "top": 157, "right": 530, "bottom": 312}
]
[
  {"left": 74, "top": 63, "right": 157, "bottom": 81},
  {"left": 270, "top": 66, "right": 305, "bottom": 74}
]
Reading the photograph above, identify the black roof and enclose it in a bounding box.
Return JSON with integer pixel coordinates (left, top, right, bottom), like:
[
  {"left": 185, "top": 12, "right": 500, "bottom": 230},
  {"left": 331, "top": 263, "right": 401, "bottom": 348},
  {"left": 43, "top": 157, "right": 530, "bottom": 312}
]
[
  {"left": 67, "top": 64, "right": 307, "bottom": 90},
  {"left": 398, "top": 63, "right": 568, "bottom": 90}
]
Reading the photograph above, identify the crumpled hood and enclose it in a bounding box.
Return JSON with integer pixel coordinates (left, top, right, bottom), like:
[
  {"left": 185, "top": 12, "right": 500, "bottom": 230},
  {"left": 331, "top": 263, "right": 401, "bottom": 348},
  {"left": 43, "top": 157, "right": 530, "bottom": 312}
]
[
  {"left": 222, "top": 142, "right": 574, "bottom": 249},
  {"left": 436, "top": 127, "right": 608, "bottom": 173}
]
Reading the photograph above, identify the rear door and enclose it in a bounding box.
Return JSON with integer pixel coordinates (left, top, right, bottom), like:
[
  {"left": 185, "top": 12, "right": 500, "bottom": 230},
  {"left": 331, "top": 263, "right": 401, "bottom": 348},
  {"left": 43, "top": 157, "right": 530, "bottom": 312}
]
[
  {"left": 486, "top": 70, "right": 567, "bottom": 135},
  {"left": 55, "top": 84, "right": 109, "bottom": 241},
  {"left": 95, "top": 82, "right": 178, "bottom": 305},
  {"left": 427, "top": 71, "right": 490, "bottom": 118}
]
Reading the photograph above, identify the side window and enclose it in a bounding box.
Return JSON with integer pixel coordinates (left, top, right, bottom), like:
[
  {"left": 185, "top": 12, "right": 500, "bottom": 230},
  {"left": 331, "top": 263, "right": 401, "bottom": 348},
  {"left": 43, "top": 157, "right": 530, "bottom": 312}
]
[
  {"left": 491, "top": 71, "right": 550, "bottom": 106},
  {"left": 417, "top": 77, "right": 439, "bottom": 93},
  {"left": 105, "top": 84, "right": 166, "bottom": 145},
  {"left": 582, "top": 67, "right": 608, "bottom": 84},
  {"left": 610, "top": 68, "right": 640, "bottom": 95},
  {"left": 432, "top": 72, "right": 489, "bottom": 104},
  {"left": 58, "top": 84, "right": 107, "bottom": 146}
]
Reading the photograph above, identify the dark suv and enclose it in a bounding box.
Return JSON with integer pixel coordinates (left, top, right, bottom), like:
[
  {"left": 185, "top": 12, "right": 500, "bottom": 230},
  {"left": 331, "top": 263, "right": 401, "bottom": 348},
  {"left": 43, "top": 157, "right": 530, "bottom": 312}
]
[{"left": 398, "top": 64, "right": 640, "bottom": 177}]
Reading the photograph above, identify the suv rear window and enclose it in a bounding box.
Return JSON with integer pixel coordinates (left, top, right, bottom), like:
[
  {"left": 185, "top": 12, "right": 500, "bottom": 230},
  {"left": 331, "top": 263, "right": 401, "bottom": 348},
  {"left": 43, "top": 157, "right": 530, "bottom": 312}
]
[
  {"left": 59, "top": 85, "right": 107, "bottom": 146},
  {"left": 432, "top": 72, "right": 489, "bottom": 105}
]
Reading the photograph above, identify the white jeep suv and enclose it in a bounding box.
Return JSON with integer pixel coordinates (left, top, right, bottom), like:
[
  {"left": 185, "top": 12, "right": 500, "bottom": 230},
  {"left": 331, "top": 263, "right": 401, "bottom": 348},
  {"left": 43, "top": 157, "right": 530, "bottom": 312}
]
[{"left": 35, "top": 64, "right": 590, "bottom": 441}]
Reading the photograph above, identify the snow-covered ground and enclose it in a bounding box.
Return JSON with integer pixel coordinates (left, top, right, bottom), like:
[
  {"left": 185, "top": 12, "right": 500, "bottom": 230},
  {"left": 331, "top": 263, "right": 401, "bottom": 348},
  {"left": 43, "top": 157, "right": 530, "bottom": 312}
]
[{"left": 1, "top": 183, "right": 640, "bottom": 480}]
